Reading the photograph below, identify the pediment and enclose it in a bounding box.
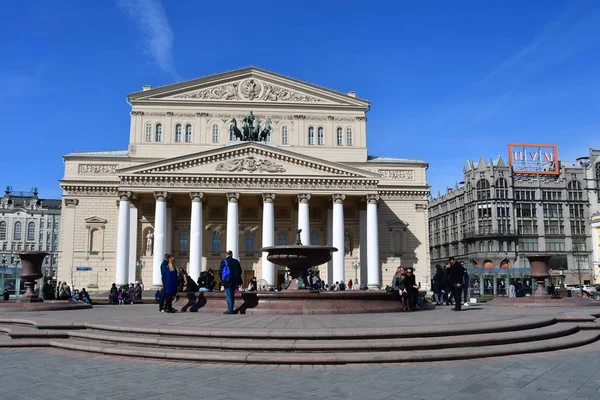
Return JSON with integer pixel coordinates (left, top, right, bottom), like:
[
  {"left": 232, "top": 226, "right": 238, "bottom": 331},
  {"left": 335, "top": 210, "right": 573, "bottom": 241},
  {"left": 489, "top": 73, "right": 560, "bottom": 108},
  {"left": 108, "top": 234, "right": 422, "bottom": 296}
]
[
  {"left": 85, "top": 216, "right": 107, "bottom": 224},
  {"left": 119, "top": 142, "right": 379, "bottom": 179},
  {"left": 128, "top": 67, "right": 369, "bottom": 107}
]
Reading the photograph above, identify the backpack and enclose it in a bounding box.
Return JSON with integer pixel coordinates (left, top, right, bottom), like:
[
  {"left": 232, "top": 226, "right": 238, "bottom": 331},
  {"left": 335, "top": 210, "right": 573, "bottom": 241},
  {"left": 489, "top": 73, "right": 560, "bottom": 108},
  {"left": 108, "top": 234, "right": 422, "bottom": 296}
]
[{"left": 221, "top": 258, "right": 231, "bottom": 283}]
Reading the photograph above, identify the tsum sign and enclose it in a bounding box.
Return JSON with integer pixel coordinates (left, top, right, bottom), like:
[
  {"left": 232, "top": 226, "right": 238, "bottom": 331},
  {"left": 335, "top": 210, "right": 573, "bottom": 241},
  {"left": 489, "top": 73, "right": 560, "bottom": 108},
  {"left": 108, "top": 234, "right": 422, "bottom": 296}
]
[{"left": 508, "top": 143, "right": 559, "bottom": 175}]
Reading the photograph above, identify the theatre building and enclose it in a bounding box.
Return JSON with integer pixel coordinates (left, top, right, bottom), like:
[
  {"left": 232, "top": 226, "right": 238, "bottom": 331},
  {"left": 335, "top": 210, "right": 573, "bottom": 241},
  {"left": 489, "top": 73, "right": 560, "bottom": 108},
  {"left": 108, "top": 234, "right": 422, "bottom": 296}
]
[{"left": 57, "top": 68, "right": 430, "bottom": 291}]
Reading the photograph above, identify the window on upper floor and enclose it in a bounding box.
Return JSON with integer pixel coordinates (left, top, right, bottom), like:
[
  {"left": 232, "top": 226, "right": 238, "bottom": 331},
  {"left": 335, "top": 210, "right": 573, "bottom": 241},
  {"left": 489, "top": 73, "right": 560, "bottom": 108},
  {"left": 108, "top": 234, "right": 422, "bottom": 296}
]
[
  {"left": 245, "top": 231, "right": 254, "bottom": 253},
  {"left": 27, "top": 222, "right": 35, "bottom": 241},
  {"left": 185, "top": 124, "right": 192, "bottom": 143},
  {"left": 310, "top": 231, "right": 319, "bottom": 245},
  {"left": 495, "top": 178, "right": 508, "bottom": 199},
  {"left": 155, "top": 123, "right": 163, "bottom": 142},
  {"left": 336, "top": 127, "right": 343, "bottom": 146},
  {"left": 179, "top": 231, "right": 189, "bottom": 252},
  {"left": 317, "top": 127, "right": 324, "bottom": 145},
  {"left": 278, "top": 231, "right": 287, "bottom": 245},
  {"left": 212, "top": 124, "right": 219, "bottom": 143},
  {"left": 281, "top": 126, "right": 288, "bottom": 145},
  {"left": 308, "top": 127, "right": 315, "bottom": 145},
  {"left": 175, "top": 124, "right": 182, "bottom": 142},
  {"left": 212, "top": 231, "right": 221, "bottom": 253},
  {"left": 346, "top": 127, "right": 353, "bottom": 146},
  {"left": 0, "top": 221, "right": 5, "bottom": 240},
  {"left": 476, "top": 180, "right": 491, "bottom": 200},
  {"left": 568, "top": 181, "right": 583, "bottom": 201},
  {"left": 14, "top": 222, "right": 22, "bottom": 241},
  {"left": 145, "top": 122, "right": 152, "bottom": 142}
]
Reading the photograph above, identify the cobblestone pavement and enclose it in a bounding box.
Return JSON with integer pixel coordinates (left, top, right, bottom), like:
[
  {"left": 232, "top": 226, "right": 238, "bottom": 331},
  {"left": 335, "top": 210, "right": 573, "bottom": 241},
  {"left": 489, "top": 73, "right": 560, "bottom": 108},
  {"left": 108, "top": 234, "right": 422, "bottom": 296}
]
[{"left": 2, "top": 342, "right": 600, "bottom": 400}]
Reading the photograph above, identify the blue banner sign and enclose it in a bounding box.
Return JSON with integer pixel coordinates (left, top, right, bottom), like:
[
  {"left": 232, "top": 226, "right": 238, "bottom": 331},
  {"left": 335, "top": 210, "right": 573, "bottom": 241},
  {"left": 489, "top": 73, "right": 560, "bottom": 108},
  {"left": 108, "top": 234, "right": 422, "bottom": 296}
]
[{"left": 76, "top": 267, "right": 92, "bottom": 271}]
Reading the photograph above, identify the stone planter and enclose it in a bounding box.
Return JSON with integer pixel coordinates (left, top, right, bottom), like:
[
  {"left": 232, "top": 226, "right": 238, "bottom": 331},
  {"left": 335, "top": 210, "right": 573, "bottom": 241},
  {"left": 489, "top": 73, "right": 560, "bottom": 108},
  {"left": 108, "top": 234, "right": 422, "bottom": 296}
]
[
  {"left": 17, "top": 251, "right": 48, "bottom": 303},
  {"left": 526, "top": 254, "right": 553, "bottom": 298}
]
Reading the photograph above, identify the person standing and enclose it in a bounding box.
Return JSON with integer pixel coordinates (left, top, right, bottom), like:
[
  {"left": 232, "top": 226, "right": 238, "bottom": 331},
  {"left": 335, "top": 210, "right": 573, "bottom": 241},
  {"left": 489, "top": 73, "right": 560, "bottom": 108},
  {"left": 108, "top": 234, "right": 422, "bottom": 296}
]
[
  {"left": 219, "top": 250, "right": 242, "bottom": 314},
  {"left": 158, "top": 254, "right": 171, "bottom": 312},
  {"left": 162, "top": 255, "right": 178, "bottom": 313},
  {"left": 432, "top": 265, "right": 444, "bottom": 305},
  {"left": 462, "top": 268, "right": 470, "bottom": 304},
  {"left": 447, "top": 257, "right": 466, "bottom": 311},
  {"left": 42, "top": 279, "right": 54, "bottom": 300}
]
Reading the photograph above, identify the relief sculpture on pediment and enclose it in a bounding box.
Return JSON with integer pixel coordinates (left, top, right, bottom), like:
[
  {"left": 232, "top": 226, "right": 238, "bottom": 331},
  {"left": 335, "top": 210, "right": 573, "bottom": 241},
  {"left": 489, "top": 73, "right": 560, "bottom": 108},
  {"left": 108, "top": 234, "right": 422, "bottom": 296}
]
[{"left": 215, "top": 156, "right": 286, "bottom": 173}]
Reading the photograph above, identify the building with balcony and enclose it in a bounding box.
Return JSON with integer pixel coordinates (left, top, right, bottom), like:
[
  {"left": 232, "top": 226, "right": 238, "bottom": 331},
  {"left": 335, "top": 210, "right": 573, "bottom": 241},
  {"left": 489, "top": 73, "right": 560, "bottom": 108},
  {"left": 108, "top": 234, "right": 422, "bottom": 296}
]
[
  {"left": 0, "top": 187, "right": 61, "bottom": 297},
  {"left": 428, "top": 151, "right": 595, "bottom": 295}
]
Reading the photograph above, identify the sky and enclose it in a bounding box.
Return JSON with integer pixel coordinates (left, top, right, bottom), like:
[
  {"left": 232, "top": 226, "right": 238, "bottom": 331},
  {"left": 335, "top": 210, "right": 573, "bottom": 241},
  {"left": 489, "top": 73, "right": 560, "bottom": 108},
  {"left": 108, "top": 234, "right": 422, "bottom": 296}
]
[{"left": 1, "top": 0, "right": 599, "bottom": 199}]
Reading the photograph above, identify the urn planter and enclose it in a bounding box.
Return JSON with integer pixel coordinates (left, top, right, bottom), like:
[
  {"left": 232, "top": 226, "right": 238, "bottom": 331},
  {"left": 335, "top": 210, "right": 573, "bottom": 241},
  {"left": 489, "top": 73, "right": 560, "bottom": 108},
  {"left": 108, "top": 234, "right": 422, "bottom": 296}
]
[
  {"left": 526, "top": 254, "right": 553, "bottom": 298},
  {"left": 16, "top": 251, "right": 48, "bottom": 303}
]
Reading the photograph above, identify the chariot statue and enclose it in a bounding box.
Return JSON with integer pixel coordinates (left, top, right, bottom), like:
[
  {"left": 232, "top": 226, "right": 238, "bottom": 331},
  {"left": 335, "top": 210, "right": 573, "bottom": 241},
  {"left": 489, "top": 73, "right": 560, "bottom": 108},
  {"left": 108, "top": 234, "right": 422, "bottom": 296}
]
[{"left": 229, "top": 111, "right": 272, "bottom": 142}]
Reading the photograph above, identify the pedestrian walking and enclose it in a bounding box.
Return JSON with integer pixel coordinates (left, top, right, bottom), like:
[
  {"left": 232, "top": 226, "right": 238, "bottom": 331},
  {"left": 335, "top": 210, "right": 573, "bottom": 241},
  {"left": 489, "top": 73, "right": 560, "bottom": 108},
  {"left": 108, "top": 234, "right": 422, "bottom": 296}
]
[
  {"left": 447, "top": 257, "right": 466, "bottom": 311},
  {"left": 219, "top": 250, "right": 242, "bottom": 314}
]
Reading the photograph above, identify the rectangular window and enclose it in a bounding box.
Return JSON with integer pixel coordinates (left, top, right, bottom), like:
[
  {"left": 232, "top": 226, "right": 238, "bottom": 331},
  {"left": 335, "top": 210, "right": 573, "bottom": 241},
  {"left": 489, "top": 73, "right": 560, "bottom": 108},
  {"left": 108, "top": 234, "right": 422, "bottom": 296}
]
[
  {"left": 572, "top": 239, "right": 586, "bottom": 252},
  {"left": 179, "top": 232, "right": 189, "bottom": 252},
  {"left": 519, "top": 238, "right": 538, "bottom": 252},
  {"left": 544, "top": 221, "right": 563, "bottom": 235},
  {"left": 574, "top": 255, "right": 589, "bottom": 269},
  {"left": 545, "top": 239, "right": 565, "bottom": 252}
]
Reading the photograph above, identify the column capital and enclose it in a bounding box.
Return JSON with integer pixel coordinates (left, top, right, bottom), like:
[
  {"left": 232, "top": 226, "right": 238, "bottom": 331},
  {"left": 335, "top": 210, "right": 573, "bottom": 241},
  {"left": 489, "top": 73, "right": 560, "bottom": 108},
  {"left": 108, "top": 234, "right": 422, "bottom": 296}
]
[
  {"left": 366, "top": 194, "right": 380, "bottom": 204},
  {"left": 226, "top": 192, "right": 240, "bottom": 203},
  {"left": 118, "top": 191, "right": 132, "bottom": 201},
  {"left": 154, "top": 191, "right": 168, "bottom": 201},
  {"left": 297, "top": 193, "right": 311, "bottom": 203},
  {"left": 262, "top": 193, "right": 276, "bottom": 203},
  {"left": 190, "top": 192, "right": 204, "bottom": 202},
  {"left": 332, "top": 193, "right": 346, "bottom": 204}
]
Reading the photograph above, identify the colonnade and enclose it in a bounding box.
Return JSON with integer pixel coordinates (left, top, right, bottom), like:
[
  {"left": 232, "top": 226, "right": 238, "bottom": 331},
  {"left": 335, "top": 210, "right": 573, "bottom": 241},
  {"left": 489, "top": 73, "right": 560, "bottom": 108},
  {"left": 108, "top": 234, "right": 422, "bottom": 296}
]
[{"left": 114, "top": 191, "right": 381, "bottom": 288}]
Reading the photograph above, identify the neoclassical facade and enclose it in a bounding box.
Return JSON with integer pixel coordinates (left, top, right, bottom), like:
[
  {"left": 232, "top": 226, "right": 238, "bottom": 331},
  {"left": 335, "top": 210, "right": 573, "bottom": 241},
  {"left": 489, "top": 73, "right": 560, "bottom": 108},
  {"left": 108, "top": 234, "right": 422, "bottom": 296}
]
[{"left": 57, "top": 68, "right": 430, "bottom": 291}]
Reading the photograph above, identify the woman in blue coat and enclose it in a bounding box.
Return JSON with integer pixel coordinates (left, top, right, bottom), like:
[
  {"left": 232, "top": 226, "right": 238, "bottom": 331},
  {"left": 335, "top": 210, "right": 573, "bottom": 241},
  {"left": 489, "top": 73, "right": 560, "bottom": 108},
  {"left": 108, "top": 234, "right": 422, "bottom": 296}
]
[{"left": 163, "top": 257, "right": 179, "bottom": 313}]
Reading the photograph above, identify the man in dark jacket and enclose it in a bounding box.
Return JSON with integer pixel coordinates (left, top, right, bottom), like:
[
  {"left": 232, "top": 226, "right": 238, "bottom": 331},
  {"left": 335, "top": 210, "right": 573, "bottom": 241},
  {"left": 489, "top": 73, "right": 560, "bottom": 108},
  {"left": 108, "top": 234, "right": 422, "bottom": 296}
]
[
  {"left": 447, "top": 257, "right": 466, "bottom": 311},
  {"left": 159, "top": 254, "right": 172, "bottom": 312},
  {"left": 219, "top": 250, "right": 243, "bottom": 314},
  {"left": 42, "top": 279, "right": 54, "bottom": 300}
]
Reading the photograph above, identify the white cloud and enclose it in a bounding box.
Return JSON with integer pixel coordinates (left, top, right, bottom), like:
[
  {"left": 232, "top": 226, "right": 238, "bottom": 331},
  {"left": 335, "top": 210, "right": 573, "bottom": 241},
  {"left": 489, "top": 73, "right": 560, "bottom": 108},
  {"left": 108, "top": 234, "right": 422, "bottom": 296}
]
[{"left": 118, "top": 0, "right": 177, "bottom": 76}]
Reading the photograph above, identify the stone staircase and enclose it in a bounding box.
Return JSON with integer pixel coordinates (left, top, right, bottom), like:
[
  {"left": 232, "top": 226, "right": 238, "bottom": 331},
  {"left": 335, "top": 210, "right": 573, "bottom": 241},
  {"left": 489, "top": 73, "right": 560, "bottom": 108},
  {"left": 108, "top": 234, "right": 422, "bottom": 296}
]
[{"left": 1, "top": 315, "right": 599, "bottom": 364}]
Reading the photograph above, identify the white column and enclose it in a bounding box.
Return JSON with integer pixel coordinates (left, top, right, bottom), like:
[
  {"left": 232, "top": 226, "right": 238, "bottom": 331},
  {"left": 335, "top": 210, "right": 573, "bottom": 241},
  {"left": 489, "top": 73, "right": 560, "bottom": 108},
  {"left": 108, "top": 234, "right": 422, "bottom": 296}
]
[
  {"left": 326, "top": 206, "right": 333, "bottom": 285},
  {"left": 115, "top": 191, "right": 131, "bottom": 286},
  {"left": 366, "top": 194, "right": 380, "bottom": 288},
  {"left": 297, "top": 193, "right": 311, "bottom": 245},
  {"left": 262, "top": 193, "right": 276, "bottom": 286},
  {"left": 165, "top": 206, "right": 173, "bottom": 255},
  {"left": 359, "top": 208, "right": 368, "bottom": 287},
  {"left": 128, "top": 205, "right": 138, "bottom": 284},
  {"left": 152, "top": 191, "right": 167, "bottom": 287},
  {"left": 226, "top": 192, "right": 240, "bottom": 259},
  {"left": 189, "top": 192, "right": 204, "bottom": 282},
  {"left": 332, "top": 194, "right": 346, "bottom": 284},
  {"left": 592, "top": 221, "right": 600, "bottom": 279}
]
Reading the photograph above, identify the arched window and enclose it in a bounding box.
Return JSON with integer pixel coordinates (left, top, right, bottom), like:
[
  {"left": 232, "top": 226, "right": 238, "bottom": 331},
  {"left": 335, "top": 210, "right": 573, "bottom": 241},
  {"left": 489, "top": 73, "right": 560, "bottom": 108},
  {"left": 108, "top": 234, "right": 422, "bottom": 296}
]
[
  {"left": 155, "top": 123, "right": 163, "bottom": 142},
  {"left": 174, "top": 124, "right": 182, "bottom": 142},
  {"left": 568, "top": 181, "right": 583, "bottom": 201},
  {"left": 212, "top": 231, "right": 221, "bottom": 253},
  {"left": 281, "top": 126, "right": 288, "bottom": 145},
  {"left": 310, "top": 231, "right": 319, "bottom": 245},
  {"left": 185, "top": 124, "right": 192, "bottom": 142},
  {"left": 346, "top": 127, "right": 353, "bottom": 146},
  {"left": 495, "top": 178, "right": 508, "bottom": 199},
  {"left": 317, "top": 127, "right": 324, "bottom": 145},
  {"left": 229, "top": 125, "right": 236, "bottom": 141},
  {"left": 245, "top": 231, "right": 254, "bottom": 252},
  {"left": 476, "top": 180, "right": 491, "bottom": 200},
  {"left": 27, "top": 222, "right": 35, "bottom": 241},
  {"left": 179, "top": 232, "right": 189, "bottom": 252},
  {"left": 336, "top": 127, "right": 343, "bottom": 146},
  {"left": 488, "top": 241, "right": 494, "bottom": 252},
  {"left": 0, "top": 221, "right": 5, "bottom": 240},
  {"left": 212, "top": 124, "right": 219, "bottom": 143},
  {"left": 278, "top": 231, "right": 287, "bottom": 245},
  {"left": 308, "top": 127, "right": 315, "bottom": 145},
  {"left": 145, "top": 122, "right": 152, "bottom": 142},
  {"left": 479, "top": 241, "right": 485, "bottom": 252},
  {"left": 14, "top": 222, "right": 22, "bottom": 240}
]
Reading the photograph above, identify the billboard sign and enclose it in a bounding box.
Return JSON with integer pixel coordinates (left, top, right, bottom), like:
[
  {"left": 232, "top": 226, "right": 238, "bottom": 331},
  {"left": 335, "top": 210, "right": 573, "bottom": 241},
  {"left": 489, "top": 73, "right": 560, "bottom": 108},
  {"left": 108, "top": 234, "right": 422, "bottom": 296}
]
[{"left": 508, "top": 143, "right": 559, "bottom": 175}]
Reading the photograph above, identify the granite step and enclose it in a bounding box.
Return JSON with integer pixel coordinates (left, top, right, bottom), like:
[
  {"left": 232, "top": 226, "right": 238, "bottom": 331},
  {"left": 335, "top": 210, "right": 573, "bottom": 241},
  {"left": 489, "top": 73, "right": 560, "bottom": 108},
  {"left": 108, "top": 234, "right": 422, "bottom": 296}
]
[
  {"left": 68, "top": 323, "right": 578, "bottom": 352},
  {"left": 46, "top": 330, "right": 599, "bottom": 364}
]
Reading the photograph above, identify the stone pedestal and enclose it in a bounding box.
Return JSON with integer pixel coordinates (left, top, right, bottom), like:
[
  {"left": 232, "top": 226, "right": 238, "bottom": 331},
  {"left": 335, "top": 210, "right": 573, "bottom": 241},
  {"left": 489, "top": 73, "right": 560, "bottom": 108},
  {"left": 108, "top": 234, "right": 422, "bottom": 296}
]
[{"left": 527, "top": 254, "right": 553, "bottom": 298}]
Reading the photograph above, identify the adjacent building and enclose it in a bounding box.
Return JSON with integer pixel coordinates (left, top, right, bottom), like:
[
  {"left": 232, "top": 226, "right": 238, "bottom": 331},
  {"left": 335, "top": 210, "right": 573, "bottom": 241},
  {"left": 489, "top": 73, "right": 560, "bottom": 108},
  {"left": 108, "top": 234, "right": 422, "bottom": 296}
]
[
  {"left": 57, "top": 68, "right": 430, "bottom": 291},
  {"left": 428, "top": 146, "right": 597, "bottom": 296},
  {"left": 0, "top": 187, "right": 61, "bottom": 296}
]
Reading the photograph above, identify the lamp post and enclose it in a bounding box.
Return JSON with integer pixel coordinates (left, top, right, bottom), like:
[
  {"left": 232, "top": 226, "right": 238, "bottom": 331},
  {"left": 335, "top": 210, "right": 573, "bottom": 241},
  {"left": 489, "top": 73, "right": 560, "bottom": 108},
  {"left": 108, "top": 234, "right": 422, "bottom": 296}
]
[
  {"left": 137, "top": 257, "right": 145, "bottom": 289},
  {"left": 352, "top": 258, "right": 360, "bottom": 289}
]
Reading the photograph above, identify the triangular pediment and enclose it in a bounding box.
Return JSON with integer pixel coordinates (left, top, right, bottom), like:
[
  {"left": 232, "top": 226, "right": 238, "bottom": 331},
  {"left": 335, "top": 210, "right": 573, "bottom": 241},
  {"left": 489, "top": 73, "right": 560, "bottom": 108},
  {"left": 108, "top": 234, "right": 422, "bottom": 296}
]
[
  {"left": 85, "top": 216, "right": 107, "bottom": 224},
  {"left": 119, "top": 142, "right": 379, "bottom": 179},
  {"left": 128, "top": 68, "right": 369, "bottom": 108}
]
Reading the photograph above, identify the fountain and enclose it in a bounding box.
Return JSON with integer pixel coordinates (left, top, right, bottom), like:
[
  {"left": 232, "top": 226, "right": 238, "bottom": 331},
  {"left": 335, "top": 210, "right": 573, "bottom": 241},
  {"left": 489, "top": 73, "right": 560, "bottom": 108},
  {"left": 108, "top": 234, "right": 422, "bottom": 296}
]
[{"left": 176, "top": 230, "right": 408, "bottom": 314}]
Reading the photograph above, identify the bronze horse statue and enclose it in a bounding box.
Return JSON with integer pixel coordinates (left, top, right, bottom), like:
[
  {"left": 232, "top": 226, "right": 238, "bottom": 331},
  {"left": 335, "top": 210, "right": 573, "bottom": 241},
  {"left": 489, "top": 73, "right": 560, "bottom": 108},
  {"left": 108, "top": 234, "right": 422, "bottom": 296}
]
[
  {"left": 259, "top": 118, "right": 272, "bottom": 141},
  {"left": 229, "top": 118, "right": 243, "bottom": 141}
]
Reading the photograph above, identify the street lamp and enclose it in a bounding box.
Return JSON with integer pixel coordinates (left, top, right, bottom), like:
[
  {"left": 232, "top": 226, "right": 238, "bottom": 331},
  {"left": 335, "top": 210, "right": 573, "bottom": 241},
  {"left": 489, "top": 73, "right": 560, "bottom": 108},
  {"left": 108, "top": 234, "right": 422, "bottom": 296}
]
[
  {"left": 137, "top": 257, "right": 145, "bottom": 288},
  {"left": 352, "top": 258, "right": 360, "bottom": 289}
]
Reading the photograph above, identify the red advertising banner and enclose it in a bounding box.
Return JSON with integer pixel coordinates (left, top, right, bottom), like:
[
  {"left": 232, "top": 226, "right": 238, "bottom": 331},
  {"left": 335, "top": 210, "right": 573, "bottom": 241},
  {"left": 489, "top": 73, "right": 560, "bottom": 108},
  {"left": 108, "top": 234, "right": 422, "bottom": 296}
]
[{"left": 508, "top": 143, "right": 559, "bottom": 175}]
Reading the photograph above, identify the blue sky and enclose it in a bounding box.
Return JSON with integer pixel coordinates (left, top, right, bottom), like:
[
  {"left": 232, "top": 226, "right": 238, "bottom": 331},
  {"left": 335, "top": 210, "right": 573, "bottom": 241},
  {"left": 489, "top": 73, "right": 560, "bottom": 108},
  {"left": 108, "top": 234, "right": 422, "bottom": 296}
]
[{"left": 1, "top": 0, "right": 599, "bottom": 199}]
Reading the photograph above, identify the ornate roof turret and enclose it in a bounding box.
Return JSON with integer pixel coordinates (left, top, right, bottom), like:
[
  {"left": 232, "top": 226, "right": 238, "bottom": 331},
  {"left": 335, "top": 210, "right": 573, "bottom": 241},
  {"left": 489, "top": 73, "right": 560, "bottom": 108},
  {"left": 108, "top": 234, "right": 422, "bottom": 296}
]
[{"left": 477, "top": 156, "right": 487, "bottom": 170}]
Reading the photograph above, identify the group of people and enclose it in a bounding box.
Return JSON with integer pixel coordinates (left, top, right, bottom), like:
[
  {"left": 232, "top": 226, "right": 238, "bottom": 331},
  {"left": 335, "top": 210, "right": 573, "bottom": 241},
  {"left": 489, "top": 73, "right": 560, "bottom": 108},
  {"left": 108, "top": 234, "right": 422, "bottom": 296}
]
[
  {"left": 109, "top": 282, "right": 143, "bottom": 305},
  {"left": 431, "top": 257, "right": 468, "bottom": 311},
  {"left": 391, "top": 266, "right": 421, "bottom": 311},
  {"left": 39, "top": 280, "right": 92, "bottom": 304}
]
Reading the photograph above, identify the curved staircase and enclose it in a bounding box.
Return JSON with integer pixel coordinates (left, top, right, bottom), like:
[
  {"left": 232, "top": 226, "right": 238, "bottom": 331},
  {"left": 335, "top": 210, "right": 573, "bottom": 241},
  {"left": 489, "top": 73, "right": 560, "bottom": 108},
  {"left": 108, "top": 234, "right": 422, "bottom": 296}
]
[{"left": 1, "top": 315, "right": 599, "bottom": 364}]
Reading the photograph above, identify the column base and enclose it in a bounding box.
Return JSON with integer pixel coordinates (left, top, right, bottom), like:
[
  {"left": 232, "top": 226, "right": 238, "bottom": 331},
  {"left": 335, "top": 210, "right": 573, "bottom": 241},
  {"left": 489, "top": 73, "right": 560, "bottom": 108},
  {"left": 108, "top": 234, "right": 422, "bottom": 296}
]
[{"left": 367, "top": 284, "right": 381, "bottom": 290}]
